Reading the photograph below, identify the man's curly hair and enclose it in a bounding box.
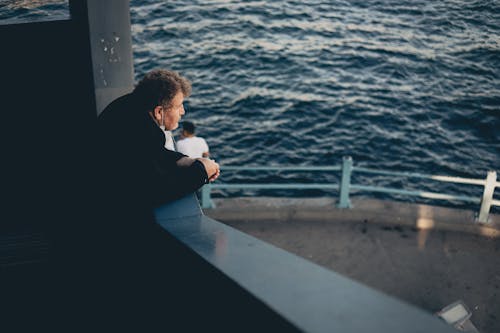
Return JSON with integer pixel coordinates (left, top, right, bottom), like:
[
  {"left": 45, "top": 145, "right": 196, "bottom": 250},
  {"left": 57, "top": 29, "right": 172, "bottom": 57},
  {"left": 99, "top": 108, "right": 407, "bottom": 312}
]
[{"left": 134, "top": 69, "right": 191, "bottom": 112}]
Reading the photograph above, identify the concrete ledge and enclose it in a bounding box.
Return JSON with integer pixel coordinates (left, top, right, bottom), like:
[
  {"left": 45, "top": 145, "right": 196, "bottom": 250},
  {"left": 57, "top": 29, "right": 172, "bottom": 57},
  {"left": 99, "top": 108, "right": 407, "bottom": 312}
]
[
  {"left": 158, "top": 195, "right": 458, "bottom": 333},
  {"left": 204, "top": 197, "right": 500, "bottom": 238}
]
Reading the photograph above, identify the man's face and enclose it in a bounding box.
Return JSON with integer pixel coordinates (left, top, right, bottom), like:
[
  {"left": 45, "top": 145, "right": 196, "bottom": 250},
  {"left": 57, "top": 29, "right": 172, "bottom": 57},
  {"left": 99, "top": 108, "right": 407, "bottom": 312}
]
[{"left": 161, "top": 91, "right": 185, "bottom": 130}]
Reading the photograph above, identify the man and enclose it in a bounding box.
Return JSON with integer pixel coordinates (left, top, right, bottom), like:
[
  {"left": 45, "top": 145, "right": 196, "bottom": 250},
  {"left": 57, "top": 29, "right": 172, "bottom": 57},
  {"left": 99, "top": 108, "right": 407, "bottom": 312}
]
[
  {"left": 91, "top": 69, "right": 221, "bottom": 268},
  {"left": 176, "top": 121, "right": 210, "bottom": 158},
  {"left": 96, "top": 69, "right": 219, "bottom": 213},
  {"left": 85, "top": 70, "right": 221, "bottom": 326}
]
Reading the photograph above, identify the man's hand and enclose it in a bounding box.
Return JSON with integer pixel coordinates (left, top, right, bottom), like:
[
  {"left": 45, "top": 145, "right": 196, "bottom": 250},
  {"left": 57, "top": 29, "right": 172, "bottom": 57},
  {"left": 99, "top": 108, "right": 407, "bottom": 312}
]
[
  {"left": 176, "top": 156, "right": 220, "bottom": 182},
  {"left": 196, "top": 158, "right": 220, "bottom": 182}
]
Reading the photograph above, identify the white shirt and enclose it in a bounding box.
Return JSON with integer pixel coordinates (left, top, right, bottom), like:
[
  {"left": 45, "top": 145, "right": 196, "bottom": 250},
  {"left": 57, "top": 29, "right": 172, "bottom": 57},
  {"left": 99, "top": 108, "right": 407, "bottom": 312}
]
[
  {"left": 176, "top": 136, "right": 209, "bottom": 158},
  {"left": 164, "top": 131, "right": 175, "bottom": 151}
]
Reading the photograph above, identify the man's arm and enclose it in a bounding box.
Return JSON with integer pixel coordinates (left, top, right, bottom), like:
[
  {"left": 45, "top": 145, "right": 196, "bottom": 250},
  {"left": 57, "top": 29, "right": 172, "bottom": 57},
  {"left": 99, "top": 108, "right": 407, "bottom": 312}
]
[
  {"left": 197, "top": 158, "right": 219, "bottom": 181},
  {"left": 149, "top": 152, "right": 219, "bottom": 206},
  {"left": 176, "top": 156, "right": 219, "bottom": 181}
]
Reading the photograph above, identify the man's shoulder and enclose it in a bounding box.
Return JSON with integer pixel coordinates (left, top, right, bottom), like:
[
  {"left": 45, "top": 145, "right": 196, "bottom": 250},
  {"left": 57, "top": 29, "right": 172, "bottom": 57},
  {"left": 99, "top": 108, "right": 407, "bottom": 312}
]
[
  {"left": 192, "top": 136, "right": 206, "bottom": 143},
  {"left": 178, "top": 137, "right": 195, "bottom": 144},
  {"left": 176, "top": 138, "right": 188, "bottom": 146},
  {"left": 179, "top": 137, "right": 206, "bottom": 145},
  {"left": 197, "top": 137, "right": 208, "bottom": 146},
  {"left": 98, "top": 93, "right": 136, "bottom": 119}
]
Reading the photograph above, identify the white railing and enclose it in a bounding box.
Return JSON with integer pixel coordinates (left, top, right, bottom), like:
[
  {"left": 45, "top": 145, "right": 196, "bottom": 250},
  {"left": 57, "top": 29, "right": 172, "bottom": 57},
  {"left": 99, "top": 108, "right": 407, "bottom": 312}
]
[{"left": 201, "top": 156, "right": 499, "bottom": 224}]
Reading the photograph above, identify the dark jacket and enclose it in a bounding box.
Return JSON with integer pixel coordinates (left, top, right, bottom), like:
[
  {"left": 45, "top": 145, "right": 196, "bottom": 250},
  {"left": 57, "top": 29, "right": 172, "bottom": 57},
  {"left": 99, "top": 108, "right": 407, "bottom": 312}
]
[
  {"left": 96, "top": 92, "right": 208, "bottom": 209},
  {"left": 90, "top": 92, "right": 208, "bottom": 253},
  {"left": 66, "top": 93, "right": 210, "bottom": 326}
]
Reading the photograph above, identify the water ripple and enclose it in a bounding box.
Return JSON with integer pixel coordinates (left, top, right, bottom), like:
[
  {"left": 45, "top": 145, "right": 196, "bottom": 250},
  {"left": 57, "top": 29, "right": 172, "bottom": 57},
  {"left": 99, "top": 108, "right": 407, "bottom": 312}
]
[{"left": 5, "top": 0, "right": 497, "bottom": 207}]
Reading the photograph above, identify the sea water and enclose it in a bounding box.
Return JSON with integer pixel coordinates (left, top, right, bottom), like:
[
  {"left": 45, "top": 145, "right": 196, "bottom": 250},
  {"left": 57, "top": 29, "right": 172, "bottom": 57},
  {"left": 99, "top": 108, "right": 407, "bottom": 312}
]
[{"left": 2, "top": 0, "right": 499, "bottom": 208}]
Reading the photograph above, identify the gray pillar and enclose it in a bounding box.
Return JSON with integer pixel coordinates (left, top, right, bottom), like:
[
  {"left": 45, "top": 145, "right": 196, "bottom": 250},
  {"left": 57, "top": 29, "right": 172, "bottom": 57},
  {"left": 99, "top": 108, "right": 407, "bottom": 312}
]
[{"left": 86, "top": 0, "right": 135, "bottom": 115}]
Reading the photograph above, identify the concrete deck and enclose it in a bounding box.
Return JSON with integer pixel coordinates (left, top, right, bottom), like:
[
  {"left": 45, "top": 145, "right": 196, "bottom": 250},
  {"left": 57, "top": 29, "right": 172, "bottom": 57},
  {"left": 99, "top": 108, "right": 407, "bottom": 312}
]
[{"left": 205, "top": 198, "right": 500, "bottom": 333}]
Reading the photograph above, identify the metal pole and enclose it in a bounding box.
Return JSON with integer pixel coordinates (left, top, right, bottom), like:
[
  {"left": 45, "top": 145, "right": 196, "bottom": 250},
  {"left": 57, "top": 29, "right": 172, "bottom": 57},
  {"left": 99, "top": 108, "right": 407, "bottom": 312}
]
[
  {"left": 201, "top": 184, "right": 214, "bottom": 209},
  {"left": 338, "top": 156, "right": 353, "bottom": 208},
  {"left": 477, "top": 171, "right": 497, "bottom": 223}
]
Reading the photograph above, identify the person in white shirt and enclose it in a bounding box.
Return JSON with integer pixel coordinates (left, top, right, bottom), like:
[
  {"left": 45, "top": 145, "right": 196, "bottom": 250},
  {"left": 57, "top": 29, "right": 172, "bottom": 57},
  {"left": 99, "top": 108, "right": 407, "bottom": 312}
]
[{"left": 176, "top": 121, "right": 209, "bottom": 158}]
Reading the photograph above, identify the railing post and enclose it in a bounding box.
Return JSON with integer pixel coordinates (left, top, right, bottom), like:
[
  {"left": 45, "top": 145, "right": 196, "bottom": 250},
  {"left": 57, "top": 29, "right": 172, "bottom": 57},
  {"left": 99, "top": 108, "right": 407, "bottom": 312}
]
[
  {"left": 201, "top": 184, "right": 215, "bottom": 209},
  {"left": 338, "top": 156, "right": 353, "bottom": 208},
  {"left": 477, "top": 171, "right": 497, "bottom": 223}
]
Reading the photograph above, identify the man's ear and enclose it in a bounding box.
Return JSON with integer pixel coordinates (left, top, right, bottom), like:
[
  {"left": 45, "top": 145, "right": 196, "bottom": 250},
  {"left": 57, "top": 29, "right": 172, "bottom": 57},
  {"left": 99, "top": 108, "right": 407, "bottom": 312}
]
[{"left": 153, "top": 106, "right": 163, "bottom": 121}]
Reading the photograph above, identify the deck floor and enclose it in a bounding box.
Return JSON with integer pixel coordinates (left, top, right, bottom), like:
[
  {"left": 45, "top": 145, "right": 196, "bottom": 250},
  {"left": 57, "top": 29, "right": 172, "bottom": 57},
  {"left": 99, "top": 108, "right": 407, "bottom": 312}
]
[{"left": 206, "top": 197, "right": 500, "bottom": 333}]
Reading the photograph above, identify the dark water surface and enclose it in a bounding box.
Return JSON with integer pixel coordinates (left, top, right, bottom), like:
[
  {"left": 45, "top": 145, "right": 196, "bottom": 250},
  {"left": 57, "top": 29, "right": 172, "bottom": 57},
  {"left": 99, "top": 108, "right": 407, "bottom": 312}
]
[
  {"left": 130, "top": 0, "right": 499, "bottom": 209},
  {"left": 2, "top": 0, "right": 499, "bottom": 209}
]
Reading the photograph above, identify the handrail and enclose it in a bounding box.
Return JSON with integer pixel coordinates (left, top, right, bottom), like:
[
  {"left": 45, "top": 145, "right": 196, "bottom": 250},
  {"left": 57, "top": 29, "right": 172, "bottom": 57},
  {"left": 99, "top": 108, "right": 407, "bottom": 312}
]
[
  {"left": 211, "top": 184, "right": 338, "bottom": 190},
  {"left": 222, "top": 166, "right": 342, "bottom": 171},
  {"left": 202, "top": 156, "right": 498, "bottom": 224},
  {"left": 353, "top": 167, "right": 488, "bottom": 186}
]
